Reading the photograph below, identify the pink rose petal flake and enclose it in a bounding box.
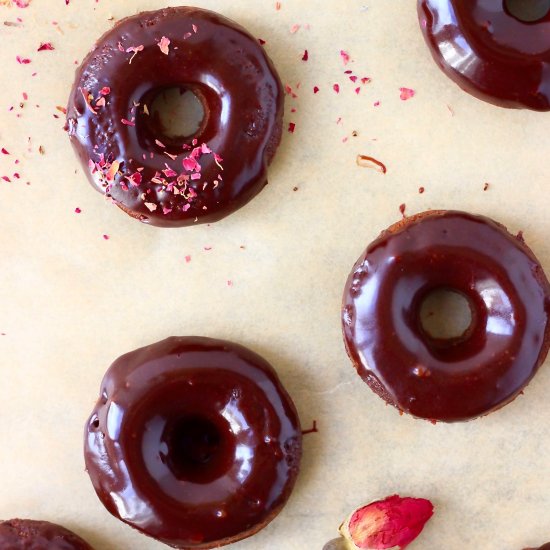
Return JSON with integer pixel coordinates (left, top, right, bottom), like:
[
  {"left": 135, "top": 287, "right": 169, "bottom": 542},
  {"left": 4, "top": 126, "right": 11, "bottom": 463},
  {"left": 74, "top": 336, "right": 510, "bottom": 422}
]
[
  {"left": 158, "top": 36, "right": 170, "bottom": 55},
  {"left": 340, "top": 50, "right": 350, "bottom": 65},
  {"left": 399, "top": 87, "right": 415, "bottom": 101},
  {"left": 125, "top": 44, "right": 144, "bottom": 64}
]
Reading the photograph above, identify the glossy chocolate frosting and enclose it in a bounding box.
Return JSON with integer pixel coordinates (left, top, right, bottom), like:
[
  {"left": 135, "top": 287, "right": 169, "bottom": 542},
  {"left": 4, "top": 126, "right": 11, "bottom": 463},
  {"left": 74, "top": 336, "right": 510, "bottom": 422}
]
[
  {"left": 0, "top": 519, "right": 93, "bottom": 550},
  {"left": 526, "top": 545, "right": 550, "bottom": 550},
  {"left": 67, "top": 7, "right": 283, "bottom": 227},
  {"left": 342, "top": 210, "right": 550, "bottom": 422},
  {"left": 84, "top": 337, "right": 302, "bottom": 549},
  {"left": 418, "top": 0, "right": 550, "bottom": 110}
]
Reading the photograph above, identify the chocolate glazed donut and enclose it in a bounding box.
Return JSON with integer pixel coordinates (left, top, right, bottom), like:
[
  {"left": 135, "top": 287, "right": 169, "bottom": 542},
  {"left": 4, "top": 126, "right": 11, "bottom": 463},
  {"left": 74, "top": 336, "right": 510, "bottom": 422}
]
[
  {"left": 84, "top": 337, "right": 302, "bottom": 549},
  {"left": 418, "top": 0, "right": 550, "bottom": 110},
  {"left": 525, "top": 545, "right": 550, "bottom": 550},
  {"left": 0, "top": 519, "right": 93, "bottom": 550},
  {"left": 66, "top": 7, "right": 284, "bottom": 227},
  {"left": 342, "top": 211, "right": 550, "bottom": 422}
]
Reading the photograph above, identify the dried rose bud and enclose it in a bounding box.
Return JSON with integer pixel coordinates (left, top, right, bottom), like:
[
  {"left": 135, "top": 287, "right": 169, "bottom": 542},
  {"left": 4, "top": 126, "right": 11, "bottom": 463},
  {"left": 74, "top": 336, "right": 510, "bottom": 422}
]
[{"left": 339, "top": 495, "right": 434, "bottom": 549}]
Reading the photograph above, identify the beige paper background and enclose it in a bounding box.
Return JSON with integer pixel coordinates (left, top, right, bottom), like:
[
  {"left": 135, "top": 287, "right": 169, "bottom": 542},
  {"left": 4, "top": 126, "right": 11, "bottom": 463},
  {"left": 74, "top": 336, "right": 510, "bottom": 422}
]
[{"left": 1, "top": 1, "right": 549, "bottom": 549}]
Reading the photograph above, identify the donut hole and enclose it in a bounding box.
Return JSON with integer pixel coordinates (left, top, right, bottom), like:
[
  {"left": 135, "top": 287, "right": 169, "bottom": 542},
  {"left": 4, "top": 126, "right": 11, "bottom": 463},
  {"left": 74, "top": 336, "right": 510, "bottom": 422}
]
[
  {"left": 161, "top": 415, "right": 234, "bottom": 483},
  {"left": 504, "top": 0, "right": 550, "bottom": 22},
  {"left": 143, "top": 86, "right": 206, "bottom": 144},
  {"left": 419, "top": 288, "right": 473, "bottom": 342}
]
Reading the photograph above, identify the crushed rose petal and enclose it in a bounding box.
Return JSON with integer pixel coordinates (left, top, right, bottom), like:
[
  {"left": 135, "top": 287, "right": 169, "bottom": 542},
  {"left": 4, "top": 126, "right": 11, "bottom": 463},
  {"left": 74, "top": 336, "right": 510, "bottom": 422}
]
[
  {"left": 356, "top": 155, "right": 387, "bottom": 174},
  {"left": 37, "top": 42, "right": 54, "bottom": 51},
  {"left": 126, "top": 44, "right": 144, "bottom": 64},
  {"left": 399, "top": 87, "right": 415, "bottom": 101},
  {"left": 79, "top": 87, "right": 97, "bottom": 114},
  {"left": 340, "top": 50, "right": 350, "bottom": 65},
  {"left": 158, "top": 36, "right": 170, "bottom": 55}
]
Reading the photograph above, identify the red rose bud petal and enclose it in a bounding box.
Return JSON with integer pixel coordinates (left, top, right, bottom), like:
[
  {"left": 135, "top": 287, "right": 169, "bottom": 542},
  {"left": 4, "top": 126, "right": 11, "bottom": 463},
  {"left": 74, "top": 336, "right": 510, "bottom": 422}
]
[{"left": 339, "top": 495, "right": 433, "bottom": 550}]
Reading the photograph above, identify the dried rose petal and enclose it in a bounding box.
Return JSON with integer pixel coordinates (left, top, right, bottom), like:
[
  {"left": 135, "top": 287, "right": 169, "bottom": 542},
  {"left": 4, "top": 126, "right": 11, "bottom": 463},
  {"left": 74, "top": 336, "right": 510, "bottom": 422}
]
[
  {"left": 340, "top": 50, "right": 350, "bottom": 65},
  {"left": 158, "top": 36, "right": 170, "bottom": 55},
  {"left": 356, "top": 155, "right": 387, "bottom": 174},
  {"left": 37, "top": 42, "right": 54, "bottom": 51},
  {"left": 399, "top": 87, "right": 415, "bottom": 101},
  {"left": 339, "top": 495, "right": 433, "bottom": 550}
]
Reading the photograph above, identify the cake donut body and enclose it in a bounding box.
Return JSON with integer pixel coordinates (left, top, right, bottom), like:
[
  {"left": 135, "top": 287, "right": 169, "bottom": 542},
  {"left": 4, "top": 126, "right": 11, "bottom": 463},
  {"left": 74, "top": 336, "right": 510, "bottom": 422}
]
[
  {"left": 0, "top": 519, "right": 93, "bottom": 550},
  {"left": 342, "top": 210, "right": 550, "bottom": 422},
  {"left": 67, "top": 7, "right": 283, "bottom": 227},
  {"left": 85, "top": 337, "right": 302, "bottom": 549},
  {"left": 418, "top": 0, "right": 550, "bottom": 110}
]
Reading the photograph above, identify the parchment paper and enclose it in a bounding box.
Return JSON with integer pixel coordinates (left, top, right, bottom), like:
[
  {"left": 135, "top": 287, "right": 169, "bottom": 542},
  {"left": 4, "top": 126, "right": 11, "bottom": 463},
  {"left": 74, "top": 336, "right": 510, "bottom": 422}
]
[{"left": 1, "top": 1, "right": 549, "bottom": 549}]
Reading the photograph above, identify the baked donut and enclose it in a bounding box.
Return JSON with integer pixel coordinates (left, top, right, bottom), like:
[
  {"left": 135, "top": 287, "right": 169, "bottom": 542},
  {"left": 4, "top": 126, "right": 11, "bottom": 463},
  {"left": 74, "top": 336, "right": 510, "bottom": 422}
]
[
  {"left": 66, "top": 7, "right": 283, "bottom": 227},
  {"left": 84, "top": 337, "right": 302, "bottom": 549},
  {"left": 525, "top": 545, "right": 550, "bottom": 550},
  {"left": 0, "top": 519, "right": 93, "bottom": 549},
  {"left": 342, "top": 210, "right": 550, "bottom": 422},
  {"left": 418, "top": 0, "right": 550, "bottom": 110}
]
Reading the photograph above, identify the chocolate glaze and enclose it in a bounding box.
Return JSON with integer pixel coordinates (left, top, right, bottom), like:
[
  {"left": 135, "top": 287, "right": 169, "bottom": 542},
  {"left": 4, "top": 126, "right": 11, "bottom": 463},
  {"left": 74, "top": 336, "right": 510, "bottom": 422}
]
[
  {"left": 0, "top": 519, "right": 93, "bottom": 550},
  {"left": 342, "top": 210, "right": 550, "bottom": 422},
  {"left": 67, "top": 7, "right": 283, "bottom": 227},
  {"left": 525, "top": 545, "right": 550, "bottom": 550},
  {"left": 84, "top": 337, "right": 302, "bottom": 549},
  {"left": 418, "top": 0, "right": 550, "bottom": 110}
]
